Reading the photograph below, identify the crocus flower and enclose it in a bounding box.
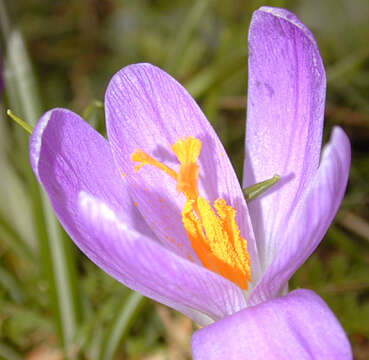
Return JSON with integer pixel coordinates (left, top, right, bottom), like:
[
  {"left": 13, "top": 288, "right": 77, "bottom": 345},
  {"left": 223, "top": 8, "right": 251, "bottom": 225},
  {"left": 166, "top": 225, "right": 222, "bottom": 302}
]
[{"left": 29, "top": 6, "right": 352, "bottom": 360}]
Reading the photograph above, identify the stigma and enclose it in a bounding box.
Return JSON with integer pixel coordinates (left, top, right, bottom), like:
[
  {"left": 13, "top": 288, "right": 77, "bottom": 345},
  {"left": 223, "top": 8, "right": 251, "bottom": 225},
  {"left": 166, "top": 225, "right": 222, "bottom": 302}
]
[{"left": 131, "top": 137, "right": 251, "bottom": 289}]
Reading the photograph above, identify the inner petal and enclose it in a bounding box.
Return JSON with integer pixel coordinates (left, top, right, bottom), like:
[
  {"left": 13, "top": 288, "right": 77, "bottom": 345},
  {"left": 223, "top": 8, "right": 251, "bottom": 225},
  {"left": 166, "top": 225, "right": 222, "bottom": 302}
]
[{"left": 132, "top": 136, "right": 251, "bottom": 290}]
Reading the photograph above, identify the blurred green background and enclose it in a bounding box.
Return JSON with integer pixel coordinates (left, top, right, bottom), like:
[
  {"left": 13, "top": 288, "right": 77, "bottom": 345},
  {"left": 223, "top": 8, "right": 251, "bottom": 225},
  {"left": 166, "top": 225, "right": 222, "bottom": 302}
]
[{"left": 0, "top": 0, "right": 368, "bottom": 359}]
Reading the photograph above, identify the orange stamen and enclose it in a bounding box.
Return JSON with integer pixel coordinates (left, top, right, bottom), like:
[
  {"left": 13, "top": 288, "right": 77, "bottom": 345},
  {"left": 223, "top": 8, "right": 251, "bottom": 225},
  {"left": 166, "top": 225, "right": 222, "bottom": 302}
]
[
  {"left": 131, "top": 149, "right": 177, "bottom": 180},
  {"left": 131, "top": 136, "right": 251, "bottom": 289}
]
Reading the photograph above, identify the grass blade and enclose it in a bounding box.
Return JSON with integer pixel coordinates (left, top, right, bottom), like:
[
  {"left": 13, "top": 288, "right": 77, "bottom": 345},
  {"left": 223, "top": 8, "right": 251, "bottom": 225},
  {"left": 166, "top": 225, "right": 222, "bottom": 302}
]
[
  {"left": 185, "top": 49, "right": 246, "bottom": 99},
  {"left": 0, "top": 267, "right": 25, "bottom": 303},
  {"left": 100, "top": 292, "right": 146, "bottom": 360},
  {"left": 164, "top": 0, "right": 212, "bottom": 74},
  {"left": 0, "top": 210, "right": 35, "bottom": 263},
  {"left": 0, "top": 0, "right": 82, "bottom": 353}
]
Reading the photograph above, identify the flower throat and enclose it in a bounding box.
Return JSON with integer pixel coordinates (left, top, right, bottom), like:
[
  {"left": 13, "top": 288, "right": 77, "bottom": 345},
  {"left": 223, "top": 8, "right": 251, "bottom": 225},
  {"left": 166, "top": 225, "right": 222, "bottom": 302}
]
[{"left": 131, "top": 137, "right": 251, "bottom": 289}]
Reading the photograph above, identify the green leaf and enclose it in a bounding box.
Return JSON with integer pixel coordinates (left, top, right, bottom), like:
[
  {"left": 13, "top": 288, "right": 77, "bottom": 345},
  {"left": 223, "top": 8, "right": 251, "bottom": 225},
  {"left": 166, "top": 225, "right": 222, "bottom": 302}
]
[
  {"left": 185, "top": 49, "right": 246, "bottom": 99},
  {"left": 0, "top": 210, "right": 36, "bottom": 263},
  {"left": 0, "top": 0, "right": 82, "bottom": 353},
  {"left": 6, "top": 109, "right": 33, "bottom": 134},
  {"left": 164, "top": 0, "right": 212, "bottom": 74},
  {"left": 0, "top": 268, "right": 25, "bottom": 303},
  {"left": 100, "top": 292, "right": 146, "bottom": 360}
]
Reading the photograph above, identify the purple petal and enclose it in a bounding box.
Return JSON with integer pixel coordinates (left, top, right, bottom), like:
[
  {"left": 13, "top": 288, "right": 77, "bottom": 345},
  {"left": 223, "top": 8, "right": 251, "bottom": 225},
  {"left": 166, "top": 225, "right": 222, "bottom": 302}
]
[
  {"left": 243, "top": 7, "right": 326, "bottom": 270},
  {"left": 250, "top": 127, "right": 351, "bottom": 304},
  {"left": 30, "top": 108, "right": 247, "bottom": 324},
  {"left": 78, "top": 191, "right": 247, "bottom": 325},
  {"left": 105, "top": 63, "right": 260, "bottom": 278},
  {"left": 192, "top": 289, "right": 352, "bottom": 360},
  {"left": 29, "top": 108, "right": 151, "bottom": 236}
]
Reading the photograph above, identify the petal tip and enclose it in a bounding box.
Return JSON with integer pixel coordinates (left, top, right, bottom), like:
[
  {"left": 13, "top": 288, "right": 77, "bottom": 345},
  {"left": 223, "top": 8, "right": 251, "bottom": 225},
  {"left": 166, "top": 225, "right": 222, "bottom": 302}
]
[
  {"left": 255, "top": 6, "right": 315, "bottom": 43},
  {"left": 331, "top": 126, "right": 351, "bottom": 149},
  {"left": 29, "top": 108, "right": 82, "bottom": 182},
  {"left": 325, "top": 126, "right": 351, "bottom": 178},
  {"left": 105, "top": 62, "right": 161, "bottom": 90},
  {"left": 251, "top": 7, "right": 324, "bottom": 74},
  {"left": 29, "top": 109, "right": 54, "bottom": 181}
]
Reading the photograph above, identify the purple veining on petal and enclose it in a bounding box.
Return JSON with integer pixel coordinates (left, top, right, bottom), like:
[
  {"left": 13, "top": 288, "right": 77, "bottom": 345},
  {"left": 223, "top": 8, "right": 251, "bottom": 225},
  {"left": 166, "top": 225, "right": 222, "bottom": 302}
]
[
  {"left": 105, "top": 63, "right": 260, "bottom": 279},
  {"left": 28, "top": 8, "right": 352, "bottom": 351},
  {"left": 243, "top": 7, "right": 326, "bottom": 273},
  {"left": 78, "top": 191, "right": 247, "bottom": 324},
  {"left": 250, "top": 127, "right": 351, "bottom": 304},
  {"left": 29, "top": 108, "right": 248, "bottom": 325},
  {"left": 29, "top": 108, "right": 152, "bottom": 237}
]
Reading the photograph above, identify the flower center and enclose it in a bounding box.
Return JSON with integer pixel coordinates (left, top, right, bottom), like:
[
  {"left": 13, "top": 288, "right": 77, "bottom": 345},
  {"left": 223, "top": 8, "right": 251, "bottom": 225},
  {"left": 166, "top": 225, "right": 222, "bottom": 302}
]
[{"left": 131, "top": 137, "right": 251, "bottom": 289}]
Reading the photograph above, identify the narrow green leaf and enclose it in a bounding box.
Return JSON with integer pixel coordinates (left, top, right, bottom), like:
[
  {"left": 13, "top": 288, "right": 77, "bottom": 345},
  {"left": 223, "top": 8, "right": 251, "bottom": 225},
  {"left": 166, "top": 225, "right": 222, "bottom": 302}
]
[
  {"left": 82, "top": 100, "right": 103, "bottom": 120},
  {"left": 35, "top": 190, "right": 82, "bottom": 353},
  {"left": 0, "top": 107, "right": 38, "bottom": 261},
  {"left": 164, "top": 0, "right": 212, "bottom": 74},
  {"left": 0, "top": 0, "right": 82, "bottom": 353},
  {"left": 185, "top": 50, "right": 246, "bottom": 99},
  {"left": 4, "top": 30, "right": 42, "bottom": 126},
  {"left": 327, "top": 226, "right": 367, "bottom": 264},
  {"left": 0, "top": 210, "right": 35, "bottom": 262},
  {"left": 82, "top": 100, "right": 104, "bottom": 132},
  {"left": 6, "top": 109, "right": 33, "bottom": 134},
  {"left": 0, "top": 267, "right": 25, "bottom": 303},
  {"left": 327, "top": 46, "right": 369, "bottom": 83},
  {"left": 100, "top": 292, "right": 146, "bottom": 360},
  {"left": 89, "top": 326, "right": 105, "bottom": 360}
]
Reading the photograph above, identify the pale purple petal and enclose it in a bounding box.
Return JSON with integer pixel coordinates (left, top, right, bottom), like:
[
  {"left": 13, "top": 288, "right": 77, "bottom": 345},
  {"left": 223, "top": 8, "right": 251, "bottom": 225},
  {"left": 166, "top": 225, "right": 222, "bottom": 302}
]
[
  {"left": 78, "top": 192, "right": 247, "bottom": 325},
  {"left": 30, "top": 108, "right": 247, "bottom": 324},
  {"left": 29, "top": 108, "right": 152, "bottom": 236},
  {"left": 243, "top": 7, "right": 326, "bottom": 271},
  {"left": 105, "top": 63, "right": 260, "bottom": 278},
  {"left": 250, "top": 127, "right": 351, "bottom": 304},
  {"left": 192, "top": 289, "right": 352, "bottom": 360}
]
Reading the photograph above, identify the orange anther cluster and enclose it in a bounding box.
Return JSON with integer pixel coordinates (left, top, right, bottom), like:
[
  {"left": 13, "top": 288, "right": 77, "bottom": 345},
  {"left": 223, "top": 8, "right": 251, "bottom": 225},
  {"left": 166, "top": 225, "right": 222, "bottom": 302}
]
[{"left": 131, "top": 137, "right": 251, "bottom": 289}]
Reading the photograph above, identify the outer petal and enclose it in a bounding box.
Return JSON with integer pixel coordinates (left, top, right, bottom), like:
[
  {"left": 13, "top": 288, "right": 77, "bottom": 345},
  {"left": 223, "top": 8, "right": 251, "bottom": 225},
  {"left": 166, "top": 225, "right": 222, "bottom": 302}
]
[
  {"left": 105, "top": 63, "right": 260, "bottom": 279},
  {"left": 250, "top": 127, "right": 351, "bottom": 304},
  {"left": 192, "top": 289, "right": 352, "bottom": 360},
  {"left": 78, "top": 191, "right": 247, "bottom": 325},
  {"left": 29, "top": 108, "right": 151, "bottom": 235},
  {"left": 30, "top": 108, "right": 247, "bottom": 325},
  {"left": 243, "top": 7, "right": 326, "bottom": 270}
]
